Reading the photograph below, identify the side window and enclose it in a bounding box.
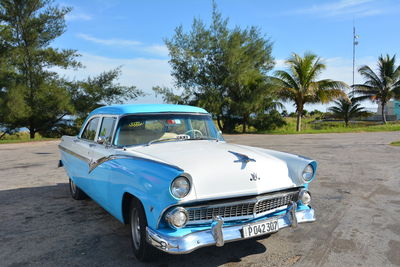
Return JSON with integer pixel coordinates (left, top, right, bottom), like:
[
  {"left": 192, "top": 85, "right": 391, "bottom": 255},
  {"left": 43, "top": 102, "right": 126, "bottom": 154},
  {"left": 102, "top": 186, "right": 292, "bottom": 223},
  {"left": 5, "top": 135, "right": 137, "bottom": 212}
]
[
  {"left": 99, "top": 117, "right": 117, "bottom": 144},
  {"left": 81, "top": 117, "right": 100, "bottom": 141}
]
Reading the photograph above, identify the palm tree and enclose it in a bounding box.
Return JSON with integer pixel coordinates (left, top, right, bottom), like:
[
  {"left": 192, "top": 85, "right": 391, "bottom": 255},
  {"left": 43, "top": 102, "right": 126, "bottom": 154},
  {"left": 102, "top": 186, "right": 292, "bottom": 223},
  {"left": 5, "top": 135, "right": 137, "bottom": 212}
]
[
  {"left": 272, "top": 52, "right": 347, "bottom": 131},
  {"left": 353, "top": 54, "right": 400, "bottom": 124},
  {"left": 328, "top": 96, "right": 370, "bottom": 127}
]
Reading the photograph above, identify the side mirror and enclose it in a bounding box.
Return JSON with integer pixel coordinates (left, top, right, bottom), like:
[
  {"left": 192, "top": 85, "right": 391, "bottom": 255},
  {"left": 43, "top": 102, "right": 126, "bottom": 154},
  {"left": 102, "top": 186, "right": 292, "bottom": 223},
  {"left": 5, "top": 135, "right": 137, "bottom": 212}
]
[{"left": 97, "top": 136, "right": 107, "bottom": 145}]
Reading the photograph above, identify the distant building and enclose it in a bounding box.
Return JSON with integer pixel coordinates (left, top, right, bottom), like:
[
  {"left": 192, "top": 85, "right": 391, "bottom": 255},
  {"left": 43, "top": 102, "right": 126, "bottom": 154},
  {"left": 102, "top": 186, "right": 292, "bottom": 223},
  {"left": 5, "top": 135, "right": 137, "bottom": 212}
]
[{"left": 376, "top": 100, "right": 400, "bottom": 121}]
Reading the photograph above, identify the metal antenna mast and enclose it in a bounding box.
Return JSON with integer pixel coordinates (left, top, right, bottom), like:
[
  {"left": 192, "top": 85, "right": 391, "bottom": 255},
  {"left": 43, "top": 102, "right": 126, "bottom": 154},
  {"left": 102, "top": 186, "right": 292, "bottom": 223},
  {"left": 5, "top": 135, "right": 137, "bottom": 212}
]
[{"left": 352, "top": 21, "right": 359, "bottom": 92}]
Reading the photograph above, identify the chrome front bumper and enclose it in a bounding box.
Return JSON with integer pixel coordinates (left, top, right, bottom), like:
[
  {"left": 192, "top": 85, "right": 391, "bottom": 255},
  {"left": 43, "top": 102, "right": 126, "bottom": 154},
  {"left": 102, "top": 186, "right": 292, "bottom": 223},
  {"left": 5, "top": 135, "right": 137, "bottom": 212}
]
[{"left": 146, "top": 203, "right": 315, "bottom": 254}]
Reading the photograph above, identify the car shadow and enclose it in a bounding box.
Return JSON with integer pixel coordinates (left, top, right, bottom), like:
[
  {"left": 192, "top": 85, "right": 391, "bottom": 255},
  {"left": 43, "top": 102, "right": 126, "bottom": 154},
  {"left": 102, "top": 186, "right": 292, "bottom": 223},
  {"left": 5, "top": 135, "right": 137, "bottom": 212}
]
[{"left": 0, "top": 183, "right": 268, "bottom": 267}]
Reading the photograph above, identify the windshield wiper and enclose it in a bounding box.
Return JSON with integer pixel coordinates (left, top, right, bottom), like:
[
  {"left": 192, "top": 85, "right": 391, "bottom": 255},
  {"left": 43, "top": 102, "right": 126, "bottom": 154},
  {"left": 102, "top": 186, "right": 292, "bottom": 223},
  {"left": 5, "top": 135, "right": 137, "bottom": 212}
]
[
  {"left": 147, "top": 134, "right": 191, "bottom": 146},
  {"left": 188, "top": 137, "right": 219, "bottom": 141}
]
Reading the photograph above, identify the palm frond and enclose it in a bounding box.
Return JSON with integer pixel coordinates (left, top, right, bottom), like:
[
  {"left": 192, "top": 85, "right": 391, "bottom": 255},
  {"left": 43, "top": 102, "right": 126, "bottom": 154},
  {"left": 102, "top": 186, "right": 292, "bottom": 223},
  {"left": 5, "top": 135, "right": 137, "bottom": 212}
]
[
  {"left": 309, "top": 80, "right": 347, "bottom": 104},
  {"left": 328, "top": 94, "right": 370, "bottom": 123},
  {"left": 355, "top": 55, "right": 400, "bottom": 109},
  {"left": 358, "top": 65, "right": 382, "bottom": 86},
  {"left": 273, "top": 70, "right": 299, "bottom": 89}
]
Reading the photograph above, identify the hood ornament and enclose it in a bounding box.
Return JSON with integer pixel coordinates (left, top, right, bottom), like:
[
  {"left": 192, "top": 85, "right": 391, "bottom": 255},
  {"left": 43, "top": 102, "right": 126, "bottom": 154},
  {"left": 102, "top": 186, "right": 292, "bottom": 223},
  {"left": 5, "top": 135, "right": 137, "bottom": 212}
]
[{"left": 228, "top": 151, "right": 256, "bottom": 169}]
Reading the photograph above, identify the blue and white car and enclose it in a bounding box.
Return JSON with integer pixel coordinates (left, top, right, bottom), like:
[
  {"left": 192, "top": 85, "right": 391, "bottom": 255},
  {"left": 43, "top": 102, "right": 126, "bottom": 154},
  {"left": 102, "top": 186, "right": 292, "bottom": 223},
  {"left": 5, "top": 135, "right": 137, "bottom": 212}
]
[{"left": 58, "top": 104, "right": 316, "bottom": 261}]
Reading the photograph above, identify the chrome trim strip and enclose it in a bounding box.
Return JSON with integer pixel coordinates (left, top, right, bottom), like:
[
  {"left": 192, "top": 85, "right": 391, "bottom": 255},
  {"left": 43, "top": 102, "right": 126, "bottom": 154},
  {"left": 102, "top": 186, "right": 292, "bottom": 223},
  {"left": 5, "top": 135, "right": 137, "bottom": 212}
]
[
  {"left": 88, "top": 154, "right": 184, "bottom": 173},
  {"left": 58, "top": 145, "right": 90, "bottom": 163},
  {"left": 146, "top": 206, "right": 315, "bottom": 254}
]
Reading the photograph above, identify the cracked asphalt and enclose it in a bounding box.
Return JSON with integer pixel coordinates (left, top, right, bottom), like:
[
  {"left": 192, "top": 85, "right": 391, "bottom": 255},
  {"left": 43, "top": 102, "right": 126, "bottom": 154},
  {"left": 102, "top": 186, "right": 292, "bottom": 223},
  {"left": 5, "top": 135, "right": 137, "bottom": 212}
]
[{"left": 1, "top": 131, "right": 400, "bottom": 267}]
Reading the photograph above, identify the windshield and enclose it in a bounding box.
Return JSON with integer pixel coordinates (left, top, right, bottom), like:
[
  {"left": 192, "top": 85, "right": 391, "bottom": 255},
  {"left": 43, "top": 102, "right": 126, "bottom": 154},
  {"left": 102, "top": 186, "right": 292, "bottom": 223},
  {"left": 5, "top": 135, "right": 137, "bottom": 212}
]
[{"left": 114, "top": 114, "right": 224, "bottom": 146}]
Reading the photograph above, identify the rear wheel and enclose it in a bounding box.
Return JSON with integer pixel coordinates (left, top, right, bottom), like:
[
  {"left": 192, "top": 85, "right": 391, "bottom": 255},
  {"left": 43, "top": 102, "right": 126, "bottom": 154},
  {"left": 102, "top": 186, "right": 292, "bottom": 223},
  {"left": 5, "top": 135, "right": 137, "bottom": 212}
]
[
  {"left": 69, "top": 178, "right": 87, "bottom": 200},
  {"left": 129, "top": 198, "right": 156, "bottom": 261}
]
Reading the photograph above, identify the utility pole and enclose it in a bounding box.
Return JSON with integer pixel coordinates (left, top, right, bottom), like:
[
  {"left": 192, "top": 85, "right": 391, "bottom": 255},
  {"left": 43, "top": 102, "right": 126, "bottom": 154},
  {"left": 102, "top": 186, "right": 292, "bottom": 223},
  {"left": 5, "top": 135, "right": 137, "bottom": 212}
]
[{"left": 352, "top": 22, "right": 359, "bottom": 92}]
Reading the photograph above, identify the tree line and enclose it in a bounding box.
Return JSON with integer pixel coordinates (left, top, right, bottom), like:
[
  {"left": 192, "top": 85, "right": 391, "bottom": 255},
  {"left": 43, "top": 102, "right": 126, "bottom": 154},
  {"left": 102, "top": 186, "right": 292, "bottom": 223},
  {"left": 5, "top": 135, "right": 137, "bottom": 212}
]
[
  {"left": 0, "top": 0, "right": 142, "bottom": 139},
  {"left": 1, "top": 1, "right": 400, "bottom": 139}
]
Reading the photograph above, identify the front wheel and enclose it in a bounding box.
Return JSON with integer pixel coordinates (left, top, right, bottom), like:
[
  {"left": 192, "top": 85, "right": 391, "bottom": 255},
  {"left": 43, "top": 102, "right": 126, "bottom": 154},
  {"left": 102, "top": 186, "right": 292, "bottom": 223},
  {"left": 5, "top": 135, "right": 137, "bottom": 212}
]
[
  {"left": 130, "top": 199, "right": 156, "bottom": 261},
  {"left": 69, "top": 178, "right": 87, "bottom": 200}
]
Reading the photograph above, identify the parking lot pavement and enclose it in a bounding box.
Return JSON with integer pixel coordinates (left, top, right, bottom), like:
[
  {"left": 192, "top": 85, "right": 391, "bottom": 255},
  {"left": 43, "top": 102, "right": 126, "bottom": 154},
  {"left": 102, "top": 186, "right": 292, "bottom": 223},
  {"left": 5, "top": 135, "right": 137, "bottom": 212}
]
[{"left": 1, "top": 131, "right": 400, "bottom": 267}]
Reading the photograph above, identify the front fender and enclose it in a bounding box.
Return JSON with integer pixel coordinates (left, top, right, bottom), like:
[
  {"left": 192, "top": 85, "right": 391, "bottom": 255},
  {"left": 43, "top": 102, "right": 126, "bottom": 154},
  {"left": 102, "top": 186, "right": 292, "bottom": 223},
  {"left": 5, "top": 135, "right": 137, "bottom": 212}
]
[{"left": 98, "top": 157, "right": 184, "bottom": 229}]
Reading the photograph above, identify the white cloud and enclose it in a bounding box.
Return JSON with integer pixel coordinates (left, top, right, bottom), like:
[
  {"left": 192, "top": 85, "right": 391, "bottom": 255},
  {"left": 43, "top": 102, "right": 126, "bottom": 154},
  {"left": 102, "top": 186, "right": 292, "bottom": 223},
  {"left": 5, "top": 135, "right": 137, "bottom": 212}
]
[
  {"left": 288, "top": 0, "right": 387, "bottom": 18},
  {"left": 77, "top": 34, "right": 141, "bottom": 46},
  {"left": 142, "top": 45, "right": 169, "bottom": 57},
  {"left": 320, "top": 56, "right": 376, "bottom": 85},
  {"left": 54, "top": 52, "right": 173, "bottom": 104},
  {"left": 65, "top": 13, "right": 92, "bottom": 21},
  {"left": 274, "top": 59, "right": 286, "bottom": 69},
  {"left": 77, "top": 34, "right": 169, "bottom": 57}
]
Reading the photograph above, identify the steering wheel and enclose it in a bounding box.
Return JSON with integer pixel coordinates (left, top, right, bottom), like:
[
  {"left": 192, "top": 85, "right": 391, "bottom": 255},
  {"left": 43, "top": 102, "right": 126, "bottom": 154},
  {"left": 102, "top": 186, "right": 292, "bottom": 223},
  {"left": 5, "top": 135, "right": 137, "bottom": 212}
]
[{"left": 184, "top": 129, "right": 204, "bottom": 138}]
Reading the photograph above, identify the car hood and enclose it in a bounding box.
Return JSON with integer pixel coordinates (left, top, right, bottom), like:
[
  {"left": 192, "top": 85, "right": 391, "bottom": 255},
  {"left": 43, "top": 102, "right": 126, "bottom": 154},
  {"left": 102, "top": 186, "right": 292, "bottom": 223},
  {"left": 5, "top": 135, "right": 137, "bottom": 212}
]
[{"left": 126, "top": 140, "right": 306, "bottom": 201}]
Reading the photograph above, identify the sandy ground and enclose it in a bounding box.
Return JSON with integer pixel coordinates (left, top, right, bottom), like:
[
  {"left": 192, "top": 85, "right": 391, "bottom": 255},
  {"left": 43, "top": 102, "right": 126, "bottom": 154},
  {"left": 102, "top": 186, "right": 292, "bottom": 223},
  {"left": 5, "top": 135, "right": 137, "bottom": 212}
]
[{"left": 0, "top": 132, "right": 400, "bottom": 267}]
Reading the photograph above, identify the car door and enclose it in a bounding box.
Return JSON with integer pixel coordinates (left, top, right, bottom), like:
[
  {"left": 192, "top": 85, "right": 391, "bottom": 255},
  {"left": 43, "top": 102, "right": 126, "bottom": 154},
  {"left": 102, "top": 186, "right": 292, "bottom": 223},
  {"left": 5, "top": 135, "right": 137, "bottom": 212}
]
[
  {"left": 73, "top": 116, "right": 101, "bottom": 194},
  {"left": 87, "top": 116, "right": 117, "bottom": 208}
]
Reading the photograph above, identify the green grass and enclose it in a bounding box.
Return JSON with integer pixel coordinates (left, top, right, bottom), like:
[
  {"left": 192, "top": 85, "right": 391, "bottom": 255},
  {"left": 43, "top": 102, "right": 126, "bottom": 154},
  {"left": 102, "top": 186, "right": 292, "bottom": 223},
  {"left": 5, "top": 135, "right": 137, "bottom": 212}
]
[
  {"left": 390, "top": 141, "right": 400, "bottom": 146},
  {"left": 256, "top": 117, "right": 400, "bottom": 134},
  {"left": 0, "top": 132, "right": 59, "bottom": 144}
]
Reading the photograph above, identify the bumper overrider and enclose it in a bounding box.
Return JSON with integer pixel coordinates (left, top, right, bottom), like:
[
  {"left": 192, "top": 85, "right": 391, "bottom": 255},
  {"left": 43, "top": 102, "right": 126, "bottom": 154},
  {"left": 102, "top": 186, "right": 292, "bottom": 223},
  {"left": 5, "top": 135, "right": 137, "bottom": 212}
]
[{"left": 146, "top": 202, "right": 315, "bottom": 254}]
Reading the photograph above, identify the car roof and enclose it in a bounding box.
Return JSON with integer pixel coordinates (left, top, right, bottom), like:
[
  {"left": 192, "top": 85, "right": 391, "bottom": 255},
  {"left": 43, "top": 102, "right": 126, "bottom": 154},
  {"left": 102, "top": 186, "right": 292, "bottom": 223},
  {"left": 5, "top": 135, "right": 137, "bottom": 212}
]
[{"left": 88, "top": 104, "right": 209, "bottom": 116}]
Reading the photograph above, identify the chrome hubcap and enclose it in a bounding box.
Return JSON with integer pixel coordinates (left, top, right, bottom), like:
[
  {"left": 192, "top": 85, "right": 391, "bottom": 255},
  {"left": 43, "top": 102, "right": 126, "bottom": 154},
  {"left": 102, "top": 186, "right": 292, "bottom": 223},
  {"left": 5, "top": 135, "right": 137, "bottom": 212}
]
[
  {"left": 131, "top": 208, "right": 141, "bottom": 250},
  {"left": 70, "top": 179, "right": 77, "bottom": 194}
]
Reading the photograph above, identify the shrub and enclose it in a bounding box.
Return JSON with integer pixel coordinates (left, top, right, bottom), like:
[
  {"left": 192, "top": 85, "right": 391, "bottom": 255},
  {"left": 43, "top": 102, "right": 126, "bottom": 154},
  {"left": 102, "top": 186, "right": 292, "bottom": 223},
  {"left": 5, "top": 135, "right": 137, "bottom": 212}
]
[
  {"left": 251, "top": 110, "right": 287, "bottom": 131},
  {"left": 39, "top": 124, "right": 80, "bottom": 138}
]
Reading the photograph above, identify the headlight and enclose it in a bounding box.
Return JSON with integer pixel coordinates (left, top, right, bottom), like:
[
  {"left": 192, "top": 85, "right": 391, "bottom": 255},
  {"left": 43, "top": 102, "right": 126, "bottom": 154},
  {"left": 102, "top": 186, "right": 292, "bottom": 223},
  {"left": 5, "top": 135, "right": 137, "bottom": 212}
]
[
  {"left": 302, "top": 164, "right": 314, "bottom": 182},
  {"left": 299, "top": 189, "right": 312, "bottom": 205},
  {"left": 170, "top": 176, "right": 191, "bottom": 198},
  {"left": 165, "top": 207, "right": 189, "bottom": 228}
]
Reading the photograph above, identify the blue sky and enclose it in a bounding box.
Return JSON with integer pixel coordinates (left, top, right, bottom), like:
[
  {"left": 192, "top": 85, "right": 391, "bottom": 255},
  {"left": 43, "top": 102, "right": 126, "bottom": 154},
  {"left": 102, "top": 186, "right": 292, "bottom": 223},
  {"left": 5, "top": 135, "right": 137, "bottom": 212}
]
[{"left": 54, "top": 0, "right": 400, "bottom": 112}]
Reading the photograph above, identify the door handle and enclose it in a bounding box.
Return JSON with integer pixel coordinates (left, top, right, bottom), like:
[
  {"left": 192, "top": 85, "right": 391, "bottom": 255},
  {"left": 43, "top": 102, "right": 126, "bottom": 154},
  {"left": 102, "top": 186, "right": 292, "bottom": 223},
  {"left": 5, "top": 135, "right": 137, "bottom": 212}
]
[{"left": 89, "top": 144, "right": 96, "bottom": 148}]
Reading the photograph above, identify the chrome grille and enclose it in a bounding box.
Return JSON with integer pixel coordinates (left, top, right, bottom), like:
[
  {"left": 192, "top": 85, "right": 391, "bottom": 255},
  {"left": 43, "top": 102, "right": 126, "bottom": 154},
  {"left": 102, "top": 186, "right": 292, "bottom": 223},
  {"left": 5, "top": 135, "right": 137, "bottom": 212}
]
[
  {"left": 186, "top": 190, "right": 299, "bottom": 224},
  {"left": 254, "top": 193, "right": 297, "bottom": 214},
  {"left": 188, "top": 203, "right": 255, "bottom": 221}
]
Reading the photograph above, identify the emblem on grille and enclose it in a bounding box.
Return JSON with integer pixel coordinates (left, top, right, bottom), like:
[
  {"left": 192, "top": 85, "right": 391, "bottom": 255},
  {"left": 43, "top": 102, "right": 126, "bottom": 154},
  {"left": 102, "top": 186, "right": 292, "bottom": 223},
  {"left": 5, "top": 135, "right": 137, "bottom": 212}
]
[{"left": 250, "top": 172, "right": 260, "bottom": 181}]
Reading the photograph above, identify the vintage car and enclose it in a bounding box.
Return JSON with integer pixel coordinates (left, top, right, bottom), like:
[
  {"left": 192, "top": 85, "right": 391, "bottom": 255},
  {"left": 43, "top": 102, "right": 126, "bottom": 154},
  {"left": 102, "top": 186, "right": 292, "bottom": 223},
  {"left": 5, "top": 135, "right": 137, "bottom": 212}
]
[{"left": 58, "top": 104, "right": 316, "bottom": 261}]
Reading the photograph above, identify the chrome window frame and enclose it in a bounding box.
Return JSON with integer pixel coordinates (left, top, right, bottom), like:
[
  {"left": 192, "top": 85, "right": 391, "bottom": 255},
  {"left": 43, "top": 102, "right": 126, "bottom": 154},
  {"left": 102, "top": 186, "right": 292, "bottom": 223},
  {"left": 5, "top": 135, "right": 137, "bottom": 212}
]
[
  {"left": 98, "top": 115, "right": 118, "bottom": 146},
  {"left": 79, "top": 116, "right": 102, "bottom": 143},
  {"left": 79, "top": 114, "right": 118, "bottom": 146}
]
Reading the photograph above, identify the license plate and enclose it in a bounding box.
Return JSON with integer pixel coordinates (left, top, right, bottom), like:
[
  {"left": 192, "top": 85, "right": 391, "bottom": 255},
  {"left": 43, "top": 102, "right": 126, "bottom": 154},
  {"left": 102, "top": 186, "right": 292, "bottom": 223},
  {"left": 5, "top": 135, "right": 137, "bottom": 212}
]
[{"left": 242, "top": 219, "right": 279, "bottom": 238}]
